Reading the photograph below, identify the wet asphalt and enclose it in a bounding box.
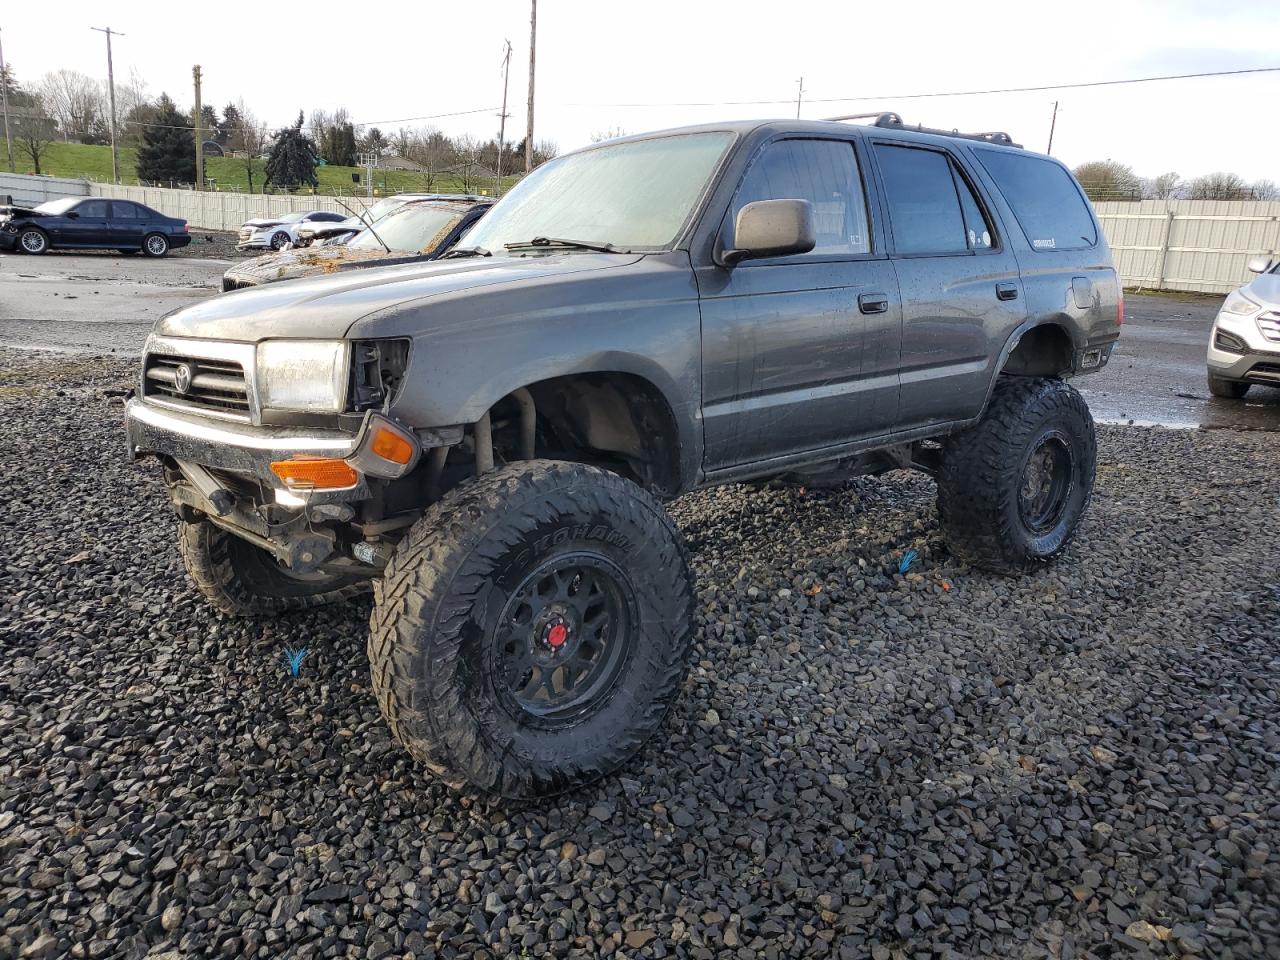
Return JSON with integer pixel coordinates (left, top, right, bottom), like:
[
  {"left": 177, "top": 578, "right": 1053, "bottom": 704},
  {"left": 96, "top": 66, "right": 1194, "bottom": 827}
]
[{"left": 1, "top": 251, "right": 1275, "bottom": 431}]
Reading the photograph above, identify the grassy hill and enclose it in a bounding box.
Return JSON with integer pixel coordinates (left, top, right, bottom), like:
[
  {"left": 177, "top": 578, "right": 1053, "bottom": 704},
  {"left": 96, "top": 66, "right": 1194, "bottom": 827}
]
[{"left": 17, "top": 141, "right": 515, "bottom": 197}]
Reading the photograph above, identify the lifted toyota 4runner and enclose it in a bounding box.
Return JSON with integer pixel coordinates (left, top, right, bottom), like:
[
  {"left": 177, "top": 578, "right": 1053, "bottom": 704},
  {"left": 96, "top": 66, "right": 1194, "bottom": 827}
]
[{"left": 125, "top": 114, "right": 1121, "bottom": 798}]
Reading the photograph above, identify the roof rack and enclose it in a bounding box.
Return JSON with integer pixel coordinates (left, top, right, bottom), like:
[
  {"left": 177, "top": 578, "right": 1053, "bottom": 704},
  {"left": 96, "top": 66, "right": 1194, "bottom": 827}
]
[{"left": 822, "top": 112, "right": 1022, "bottom": 149}]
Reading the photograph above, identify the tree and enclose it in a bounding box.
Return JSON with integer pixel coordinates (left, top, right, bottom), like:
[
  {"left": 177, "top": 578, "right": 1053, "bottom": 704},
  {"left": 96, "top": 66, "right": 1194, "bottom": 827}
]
[
  {"left": 1072, "top": 160, "right": 1142, "bottom": 202},
  {"left": 37, "top": 69, "right": 106, "bottom": 143},
  {"left": 264, "top": 112, "right": 318, "bottom": 193},
  {"left": 218, "top": 102, "right": 241, "bottom": 147},
  {"left": 1186, "top": 172, "right": 1249, "bottom": 201},
  {"left": 135, "top": 94, "right": 195, "bottom": 185},
  {"left": 451, "top": 133, "right": 484, "bottom": 192},
  {"left": 200, "top": 104, "right": 219, "bottom": 140},
  {"left": 590, "top": 126, "right": 627, "bottom": 143},
  {"left": 1248, "top": 179, "right": 1279, "bottom": 201},
  {"left": 403, "top": 127, "right": 454, "bottom": 191},
  {"left": 222, "top": 100, "right": 268, "bottom": 193},
  {"left": 14, "top": 112, "right": 56, "bottom": 175},
  {"left": 321, "top": 120, "right": 357, "bottom": 167},
  {"left": 360, "top": 126, "right": 387, "bottom": 156},
  {"left": 1146, "top": 172, "right": 1181, "bottom": 200}
]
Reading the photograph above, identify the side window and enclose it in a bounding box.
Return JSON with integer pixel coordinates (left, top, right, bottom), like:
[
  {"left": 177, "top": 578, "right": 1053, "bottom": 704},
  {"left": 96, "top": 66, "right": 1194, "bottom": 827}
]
[
  {"left": 873, "top": 144, "right": 982, "bottom": 255},
  {"left": 111, "top": 202, "right": 141, "bottom": 219},
  {"left": 975, "top": 149, "right": 1097, "bottom": 251},
  {"left": 730, "top": 139, "right": 870, "bottom": 257},
  {"left": 79, "top": 200, "right": 109, "bottom": 218}
]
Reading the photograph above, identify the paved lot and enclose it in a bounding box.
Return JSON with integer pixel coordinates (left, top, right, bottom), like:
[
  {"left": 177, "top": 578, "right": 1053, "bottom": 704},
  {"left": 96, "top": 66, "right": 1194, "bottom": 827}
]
[
  {"left": 2, "top": 252, "right": 1276, "bottom": 432},
  {"left": 0, "top": 350, "right": 1276, "bottom": 959}
]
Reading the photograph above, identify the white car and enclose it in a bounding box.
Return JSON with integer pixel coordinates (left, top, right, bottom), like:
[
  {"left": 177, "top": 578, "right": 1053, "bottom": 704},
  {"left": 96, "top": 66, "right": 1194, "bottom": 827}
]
[
  {"left": 292, "top": 194, "right": 489, "bottom": 247},
  {"left": 235, "top": 210, "right": 349, "bottom": 251},
  {"left": 1206, "top": 255, "right": 1280, "bottom": 398}
]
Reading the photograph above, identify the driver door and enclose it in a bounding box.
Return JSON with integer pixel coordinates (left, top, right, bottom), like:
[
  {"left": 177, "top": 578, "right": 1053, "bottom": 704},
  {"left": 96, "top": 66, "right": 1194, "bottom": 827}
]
[{"left": 62, "top": 199, "right": 112, "bottom": 246}]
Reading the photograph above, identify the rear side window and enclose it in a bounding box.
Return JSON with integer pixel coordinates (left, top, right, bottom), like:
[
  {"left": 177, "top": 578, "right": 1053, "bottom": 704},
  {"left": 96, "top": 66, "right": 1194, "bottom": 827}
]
[
  {"left": 976, "top": 150, "right": 1097, "bottom": 251},
  {"left": 112, "top": 202, "right": 141, "bottom": 219},
  {"left": 730, "top": 139, "right": 870, "bottom": 256},
  {"left": 873, "top": 144, "right": 992, "bottom": 255}
]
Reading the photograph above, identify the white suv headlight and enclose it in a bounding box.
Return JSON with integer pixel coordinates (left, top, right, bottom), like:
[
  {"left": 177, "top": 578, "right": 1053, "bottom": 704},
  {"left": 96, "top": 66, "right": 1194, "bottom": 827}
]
[
  {"left": 1222, "top": 291, "right": 1261, "bottom": 316},
  {"left": 256, "top": 340, "right": 349, "bottom": 412}
]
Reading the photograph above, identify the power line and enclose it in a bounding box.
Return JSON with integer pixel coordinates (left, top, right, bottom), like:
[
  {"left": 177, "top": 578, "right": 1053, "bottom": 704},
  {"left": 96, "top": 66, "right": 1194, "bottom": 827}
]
[
  {"left": 567, "top": 65, "right": 1280, "bottom": 109},
  {"left": 351, "top": 106, "right": 500, "bottom": 128}
]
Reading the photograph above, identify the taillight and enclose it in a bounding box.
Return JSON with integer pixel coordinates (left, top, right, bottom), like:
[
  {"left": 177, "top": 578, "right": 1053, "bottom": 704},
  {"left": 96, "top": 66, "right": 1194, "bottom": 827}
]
[
  {"left": 179, "top": 223, "right": 188, "bottom": 233},
  {"left": 1116, "top": 282, "right": 1124, "bottom": 327}
]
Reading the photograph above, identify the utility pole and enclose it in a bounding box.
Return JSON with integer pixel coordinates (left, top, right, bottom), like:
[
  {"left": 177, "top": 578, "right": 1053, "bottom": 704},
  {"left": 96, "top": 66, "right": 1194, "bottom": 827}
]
[
  {"left": 192, "top": 65, "right": 204, "bottom": 189},
  {"left": 525, "top": 0, "right": 536, "bottom": 173},
  {"left": 0, "top": 29, "right": 13, "bottom": 173},
  {"left": 1046, "top": 100, "right": 1059, "bottom": 155},
  {"left": 795, "top": 76, "right": 804, "bottom": 119},
  {"left": 495, "top": 39, "right": 512, "bottom": 196},
  {"left": 91, "top": 26, "right": 124, "bottom": 183}
]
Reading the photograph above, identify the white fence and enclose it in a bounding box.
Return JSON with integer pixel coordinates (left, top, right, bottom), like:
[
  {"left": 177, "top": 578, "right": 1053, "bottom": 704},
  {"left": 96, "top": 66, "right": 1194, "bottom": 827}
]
[
  {"left": 1094, "top": 200, "right": 1280, "bottom": 294},
  {"left": 86, "top": 184, "right": 382, "bottom": 233}
]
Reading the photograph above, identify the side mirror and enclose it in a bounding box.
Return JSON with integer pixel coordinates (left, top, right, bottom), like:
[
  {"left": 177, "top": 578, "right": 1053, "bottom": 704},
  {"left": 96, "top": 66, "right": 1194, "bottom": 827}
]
[
  {"left": 66, "top": 211, "right": 80, "bottom": 219},
  {"left": 721, "top": 199, "right": 815, "bottom": 266},
  {"left": 1246, "top": 255, "right": 1273, "bottom": 274}
]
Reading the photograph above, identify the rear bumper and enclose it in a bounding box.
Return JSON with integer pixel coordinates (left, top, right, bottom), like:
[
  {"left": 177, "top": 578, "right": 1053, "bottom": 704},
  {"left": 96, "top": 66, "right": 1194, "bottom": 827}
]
[{"left": 169, "top": 234, "right": 192, "bottom": 250}]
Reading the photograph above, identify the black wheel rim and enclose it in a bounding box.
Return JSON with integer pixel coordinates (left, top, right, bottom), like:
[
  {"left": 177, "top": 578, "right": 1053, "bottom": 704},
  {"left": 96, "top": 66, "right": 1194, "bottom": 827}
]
[
  {"left": 1019, "top": 430, "right": 1074, "bottom": 534},
  {"left": 492, "top": 553, "right": 635, "bottom": 727}
]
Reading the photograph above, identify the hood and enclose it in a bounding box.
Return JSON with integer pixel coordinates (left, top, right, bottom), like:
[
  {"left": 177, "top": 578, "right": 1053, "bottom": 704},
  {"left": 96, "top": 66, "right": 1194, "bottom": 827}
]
[
  {"left": 2, "top": 205, "right": 42, "bottom": 217},
  {"left": 242, "top": 218, "right": 283, "bottom": 229},
  {"left": 225, "top": 246, "right": 416, "bottom": 285},
  {"left": 1245, "top": 271, "right": 1280, "bottom": 308},
  {"left": 157, "top": 252, "right": 643, "bottom": 341}
]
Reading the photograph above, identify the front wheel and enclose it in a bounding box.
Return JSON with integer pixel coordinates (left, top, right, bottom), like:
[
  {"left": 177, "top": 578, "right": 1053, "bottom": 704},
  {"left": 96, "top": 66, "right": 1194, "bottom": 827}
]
[
  {"left": 937, "top": 377, "right": 1096, "bottom": 574},
  {"left": 179, "top": 520, "right": 369, "bottom": 616},
  {"left": 369, "top": 460, "right": 695, "bottom": 798},
  {"left": 1207, "top": 373, "right": 1249, "bottom": 399},
  {"left": 270, "top": 231, "right": 290, "bottom": 250},
  {"left": 142, "top": 233, "right": 170, "bottom": 257},
  {"left": 18, "top": 228, "right": 48, "bottom": 254}
]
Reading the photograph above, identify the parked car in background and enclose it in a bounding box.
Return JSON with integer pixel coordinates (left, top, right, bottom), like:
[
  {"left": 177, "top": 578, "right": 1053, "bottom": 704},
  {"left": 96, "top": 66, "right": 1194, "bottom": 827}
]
[
  {"left": 236, "top": 211, "right": 349, "bottom": 251},
  {"left": 292, "top": 194, "right": 490, "bottom": 247},
  {"left": 0, "top": 197, "right": 190, "bottom": 256},
  {"left": 1205, "top": 255, "right": 1280, "bottom": 398},
  {"left": 221, "top": 198, "right": 492, "bottom": 290}
]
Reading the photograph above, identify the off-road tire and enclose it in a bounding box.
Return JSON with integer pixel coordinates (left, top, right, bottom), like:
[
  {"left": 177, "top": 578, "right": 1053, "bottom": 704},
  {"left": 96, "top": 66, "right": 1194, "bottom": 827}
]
[
  {"left": 18, "top": 227, "right": 48, "bottom": 254},
  {"left": 179, "top": 520, "right": 369, "bottom": 617},
  {"left": 369, "top": 460, "right": 695, "bottom": 798},
  {"left": 937, "top": 377, "right": 1096, "bottom": 574},
  {"left": 1207, "top": 373, "right": 1249, "bottom": 399}
]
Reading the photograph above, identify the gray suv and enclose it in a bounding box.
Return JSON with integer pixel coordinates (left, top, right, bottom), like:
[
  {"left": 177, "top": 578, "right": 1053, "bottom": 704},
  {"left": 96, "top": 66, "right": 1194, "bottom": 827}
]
[{"left": 124, "top": 114, "right": 1122, "bottom": 798}]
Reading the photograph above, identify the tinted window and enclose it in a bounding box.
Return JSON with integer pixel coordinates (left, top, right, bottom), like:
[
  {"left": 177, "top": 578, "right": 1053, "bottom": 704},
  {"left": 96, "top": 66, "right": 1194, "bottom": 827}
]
[
  {"left": 956, "top": 174, "right": 994, "bottom": 250},
  {"left": 311, "top": 211, "right": 344, "bottom": 222},
  {"left": 976, "top": 150, "right": 1097, "bottom": 251},
  {"left": 873, "top": 145, "right": 971, "bottom": 255},
  {"left": 111, "top": 202, "right": 142, "bottom": 219},
  {"left": 78, "top": 200, "right": 109, "bottom": 218},
  {"left": 731, "top": 139, "right": 869, "bottom": 256}
]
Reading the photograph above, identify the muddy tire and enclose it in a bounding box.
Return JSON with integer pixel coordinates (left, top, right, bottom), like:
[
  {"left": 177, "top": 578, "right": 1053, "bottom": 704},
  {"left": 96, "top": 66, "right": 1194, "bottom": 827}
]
[
  {"left": 369, "top": 460, "right": 694, "bottom": 798},
  {"left": 1207, "top": 373, "right": 1249, "bottom": 399},
  {"left": 179, "top": 520, "right": 369, "bottom": 617},
  {"left": 937, "top": 377, "right": 1096, "bottom": 574}
]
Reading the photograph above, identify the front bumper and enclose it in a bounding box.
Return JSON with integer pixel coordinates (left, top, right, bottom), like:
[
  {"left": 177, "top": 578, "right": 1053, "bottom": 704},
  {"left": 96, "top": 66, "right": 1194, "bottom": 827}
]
[
  {"left": 1206, "top": 309, "right": 1280, "bottom": 385},
  {"left": 235, "top": 233, "right": 277, "bottom": 250}
]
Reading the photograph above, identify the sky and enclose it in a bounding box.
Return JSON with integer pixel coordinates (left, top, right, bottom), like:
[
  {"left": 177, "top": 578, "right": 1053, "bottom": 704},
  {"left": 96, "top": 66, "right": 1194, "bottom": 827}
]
[{"left": 3, "top": 0, "right": 1278, "bottom": 182}]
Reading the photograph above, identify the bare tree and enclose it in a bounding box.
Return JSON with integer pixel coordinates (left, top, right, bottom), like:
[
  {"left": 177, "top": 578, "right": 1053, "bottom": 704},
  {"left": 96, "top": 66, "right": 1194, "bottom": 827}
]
[
  {"left": 404, "top": 127, "right": 455, "bottom": 192},
  {"left": 1249, "top": 179, "right": 1280, "bottom": 201},
  {"left": 590, "top": 126, "right": 627, "bottom": 143},
  {"left": 450, "top": 133, "right": 484, "bottom": 192},
  {"left": 38, "top": 69, "right": 106, "bottom": 143},
  {"left": 1146, "top": 172, "right": 1181, "bottom": 200},
  {"left": 225, "top": 100, "right": 268, "bottom": 192},
  {"left": 1186, "top": 172, "right": 1249, "bottom": 201},
  {"left": 1072, "top": 160, "right": 1142, "bottom": 201},
  {"left": 14, "top": 112, "right": 57, "bottom": 174}
]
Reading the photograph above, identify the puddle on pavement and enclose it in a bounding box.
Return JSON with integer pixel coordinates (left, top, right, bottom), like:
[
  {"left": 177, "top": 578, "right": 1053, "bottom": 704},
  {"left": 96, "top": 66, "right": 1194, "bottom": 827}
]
[{"left": 1091, "top": 393, "right": 1280, "bottom": 432}]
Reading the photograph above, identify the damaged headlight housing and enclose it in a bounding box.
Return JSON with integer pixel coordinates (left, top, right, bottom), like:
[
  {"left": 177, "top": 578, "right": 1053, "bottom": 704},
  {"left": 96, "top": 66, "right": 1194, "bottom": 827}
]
[{"left": 256, "top": 340, "right": 349, "bottom": 412}]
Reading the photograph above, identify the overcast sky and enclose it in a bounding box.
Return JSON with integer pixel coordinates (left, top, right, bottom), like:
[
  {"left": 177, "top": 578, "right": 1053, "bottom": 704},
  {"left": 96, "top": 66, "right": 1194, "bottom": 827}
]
[{"left": 3, "top": 0, "right": 1278, "bottom": 181}]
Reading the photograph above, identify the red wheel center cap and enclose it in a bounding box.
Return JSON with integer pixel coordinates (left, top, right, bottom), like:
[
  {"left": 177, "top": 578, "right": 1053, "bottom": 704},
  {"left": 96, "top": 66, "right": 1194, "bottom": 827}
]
[{"left": 546, "top": 623, "right": 569, "bottom": 649}]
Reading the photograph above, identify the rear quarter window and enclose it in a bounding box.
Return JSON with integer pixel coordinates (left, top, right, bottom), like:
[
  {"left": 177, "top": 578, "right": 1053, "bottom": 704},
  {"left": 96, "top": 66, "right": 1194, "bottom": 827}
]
[{"left": 976, "top": 150, "right": 1097, "bottom": 252}]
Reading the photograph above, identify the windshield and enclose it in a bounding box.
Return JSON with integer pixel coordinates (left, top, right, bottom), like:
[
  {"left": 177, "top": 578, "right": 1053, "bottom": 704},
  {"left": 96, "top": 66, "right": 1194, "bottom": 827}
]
[
  {"left": 35, "top": 197, "right": 80, "bottom": 215},
  {"left": 462, "top": 131, "right": 734, "bottom": 253},
  {"left": 360, "top": 197, "right": 404, "bottom": 222},
  {"left": 347, "top": 204, "right": 465, "bottom": 253},
  {"left": 274, "top": 212, "right": 307, "bottom": 223}
]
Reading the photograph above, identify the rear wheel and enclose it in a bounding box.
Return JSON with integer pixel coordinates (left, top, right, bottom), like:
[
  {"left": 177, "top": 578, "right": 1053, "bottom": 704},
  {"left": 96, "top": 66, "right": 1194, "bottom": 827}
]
[
  {"left": 18, "top": 228, "right": 48, "bottom": 254},
  {"left": 179, "top": 520, "right": 369, "bottom": 616},
  {"left": 1207, "top": 373, "right": 1249, "bottom": 399},
  {"left": 142, "top": 233, "right": 170, "bottom": 257},
  {"left": 937, "top": 377, "right": 1096, "bottom": 574},
  {"left": 369, "top": 460, "right": 695, "bottom": 798}
]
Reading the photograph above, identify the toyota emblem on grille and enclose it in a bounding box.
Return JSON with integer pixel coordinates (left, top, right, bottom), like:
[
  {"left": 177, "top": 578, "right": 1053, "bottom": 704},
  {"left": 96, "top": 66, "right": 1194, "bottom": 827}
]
[{"left": 173, "top": 363, "right": 194, "bottom": 395}]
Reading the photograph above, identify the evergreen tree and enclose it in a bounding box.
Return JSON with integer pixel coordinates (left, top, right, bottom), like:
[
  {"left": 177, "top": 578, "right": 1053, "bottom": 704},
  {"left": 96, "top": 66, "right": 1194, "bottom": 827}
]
[
  {"left": 265, "top": 112, "right": 318, "bottom": 192},
  {"left": 135, "top": 94, "right": 195, "bottom": 185},
  {"left": 200, "top": 104, "right": 219, "bottom": 140},
  {"left": 218, "top": 102, "right": 241, "bottom": 147},
  {"left": 321, "top": 121, "right": 357, "bottom": 167}
]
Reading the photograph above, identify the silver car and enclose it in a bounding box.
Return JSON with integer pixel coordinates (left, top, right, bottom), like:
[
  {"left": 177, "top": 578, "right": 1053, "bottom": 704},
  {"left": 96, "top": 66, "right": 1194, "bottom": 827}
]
[{"left": 1206, "top": 256, "right": 1280, "bottom": 398}]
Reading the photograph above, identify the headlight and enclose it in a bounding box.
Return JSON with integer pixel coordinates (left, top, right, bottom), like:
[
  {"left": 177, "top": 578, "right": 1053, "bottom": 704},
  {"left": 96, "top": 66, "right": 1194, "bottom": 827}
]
[
  {"left": 1222, "top": 291, "right": 1261, "bottom": 316},
  {"left": 256, "top": 340, "right": 349, "bottom": 412}
]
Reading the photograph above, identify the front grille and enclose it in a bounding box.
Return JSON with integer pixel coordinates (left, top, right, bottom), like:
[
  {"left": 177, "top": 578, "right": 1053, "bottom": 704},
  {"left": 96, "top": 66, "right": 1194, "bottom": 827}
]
[
  {"left": 238, "top": 227, "right": 254, "bottom": 244},
  {"left": 1257, "top": 311, "right": 1280, "bottom": 343},
  {"left": 1247, "top": 363, "right": 1280, "bottom": 382},
  {"left": 221, "top": 277, "right": 259, "bottom": 292},
  {"left": 144, "top": 354, "right": 251, "bottom": 419}
]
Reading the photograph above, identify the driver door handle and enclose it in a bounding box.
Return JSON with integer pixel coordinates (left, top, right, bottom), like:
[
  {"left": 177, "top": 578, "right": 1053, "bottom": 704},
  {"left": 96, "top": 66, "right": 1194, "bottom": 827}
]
[
  {"left": 996, "top": 282, "right": 1020, "bottom": 301},
  {"left": 858, "top": 293, "right": 889, "bottom": 315}
]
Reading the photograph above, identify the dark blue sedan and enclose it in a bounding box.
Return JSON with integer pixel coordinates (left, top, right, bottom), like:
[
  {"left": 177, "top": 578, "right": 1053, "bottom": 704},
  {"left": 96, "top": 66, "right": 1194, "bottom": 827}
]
[{"left": 0, "top": 197, "right": 191, "bottom": 257}]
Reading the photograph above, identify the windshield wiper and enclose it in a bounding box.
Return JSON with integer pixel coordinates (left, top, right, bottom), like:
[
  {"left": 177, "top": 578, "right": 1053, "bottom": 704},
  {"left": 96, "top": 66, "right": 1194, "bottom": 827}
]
[
  {"left": 503, "top": 236, "right": 617, "bottom": 253},
  {"left": 443, "top": 246, "right": 492, "bottom": 259}
]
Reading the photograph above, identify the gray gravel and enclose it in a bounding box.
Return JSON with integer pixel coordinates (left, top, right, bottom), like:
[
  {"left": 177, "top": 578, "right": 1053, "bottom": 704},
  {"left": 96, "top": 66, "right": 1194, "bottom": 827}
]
[{"left": 1, "top": 350, "right": 1278, "bottom": 960}]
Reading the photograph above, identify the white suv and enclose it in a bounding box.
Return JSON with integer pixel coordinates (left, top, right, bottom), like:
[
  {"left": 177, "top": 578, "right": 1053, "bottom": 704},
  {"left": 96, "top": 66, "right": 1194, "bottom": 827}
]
[{"left": 1206, "top": 255, "right": 1280, "bottom": 398}]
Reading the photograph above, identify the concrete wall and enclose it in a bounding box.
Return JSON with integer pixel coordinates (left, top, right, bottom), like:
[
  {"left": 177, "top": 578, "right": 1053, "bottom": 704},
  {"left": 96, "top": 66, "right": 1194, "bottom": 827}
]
[{"left": 0, "top": 172, "right": 91, "bottom": 206}]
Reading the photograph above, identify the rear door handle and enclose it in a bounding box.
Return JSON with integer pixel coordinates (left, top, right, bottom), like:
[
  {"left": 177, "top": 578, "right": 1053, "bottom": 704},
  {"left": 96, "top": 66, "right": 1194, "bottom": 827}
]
[
  {"left": 858, "top": 293, "right": 889, "bottom": 315},
  {"left": 996, "top": 282, "right": 1019, "bottom": 301}
]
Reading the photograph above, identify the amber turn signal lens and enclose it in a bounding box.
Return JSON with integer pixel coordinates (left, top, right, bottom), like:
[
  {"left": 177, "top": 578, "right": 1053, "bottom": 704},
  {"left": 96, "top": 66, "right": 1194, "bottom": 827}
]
[
  {"left": 269, "top": 457, "right": 358, "bottom": 491},
  {"left": 369, "top": 427, "right": 415, "bottom": 465}
]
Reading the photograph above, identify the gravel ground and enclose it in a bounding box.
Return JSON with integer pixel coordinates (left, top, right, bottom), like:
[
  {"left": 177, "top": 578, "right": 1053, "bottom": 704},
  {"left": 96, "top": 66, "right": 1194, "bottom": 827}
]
[{"left": 1, "top": 351, "right": 1278, "bottom": 960}]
